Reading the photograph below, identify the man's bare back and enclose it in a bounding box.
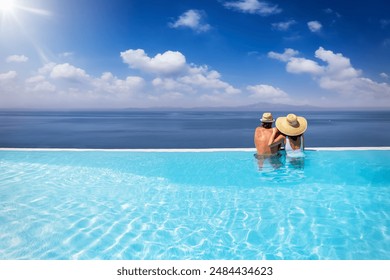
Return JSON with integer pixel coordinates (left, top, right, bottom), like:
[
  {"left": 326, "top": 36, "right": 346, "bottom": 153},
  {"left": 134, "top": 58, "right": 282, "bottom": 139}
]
[{"left": 254, "top": 127, "right": 281, "bottom": 155}]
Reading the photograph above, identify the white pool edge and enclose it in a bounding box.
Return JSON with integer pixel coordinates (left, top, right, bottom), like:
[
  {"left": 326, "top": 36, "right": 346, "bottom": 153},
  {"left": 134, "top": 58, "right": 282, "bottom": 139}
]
[{"left": 1, "top": 147, "right": 390, "bottom": 152}]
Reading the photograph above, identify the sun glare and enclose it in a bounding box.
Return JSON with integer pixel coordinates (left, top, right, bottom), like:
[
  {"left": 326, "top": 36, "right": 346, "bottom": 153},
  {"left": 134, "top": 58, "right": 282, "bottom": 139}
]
[{"left": 0, "top": 0, "right": 15, "bottom": 12}]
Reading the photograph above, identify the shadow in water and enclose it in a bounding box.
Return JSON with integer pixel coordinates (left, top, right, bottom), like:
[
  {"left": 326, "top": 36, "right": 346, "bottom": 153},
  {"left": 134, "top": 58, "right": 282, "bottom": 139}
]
[
  {"left": 254, "top": 152, "right": 306, "bottom": 184},
  {"left": 254, "top": 153, "right": 285, "bottom": 171},
  {"left": 286, "top": 156, "right": 305, "bottom": 170}
]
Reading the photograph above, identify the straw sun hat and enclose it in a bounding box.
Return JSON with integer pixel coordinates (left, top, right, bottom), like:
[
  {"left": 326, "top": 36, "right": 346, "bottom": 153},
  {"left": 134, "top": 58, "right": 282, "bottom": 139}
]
[
  {"left": 275, "top": 114, "right": 307, "bottom": 136},
  {"left": 260, "top": 112, "right": 275, "bottom": 123}
]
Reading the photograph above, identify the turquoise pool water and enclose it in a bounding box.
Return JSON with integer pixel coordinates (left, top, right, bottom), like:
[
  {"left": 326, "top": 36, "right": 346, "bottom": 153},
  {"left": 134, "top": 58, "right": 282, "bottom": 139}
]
[{"left": 0, "top": 149, "right": 389, "bottom": 260}]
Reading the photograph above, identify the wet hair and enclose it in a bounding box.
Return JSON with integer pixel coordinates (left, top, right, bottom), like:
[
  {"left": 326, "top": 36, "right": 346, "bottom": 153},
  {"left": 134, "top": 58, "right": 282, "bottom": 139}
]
[{"left": 262, "top": 122, "right": 272, "bottom": 129}]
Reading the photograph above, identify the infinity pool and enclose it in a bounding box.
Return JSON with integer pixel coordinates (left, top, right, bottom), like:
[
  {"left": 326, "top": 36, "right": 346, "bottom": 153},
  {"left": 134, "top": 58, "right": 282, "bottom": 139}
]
[{"left": 0, "top": 148, "right": 389, "bottom": 259}]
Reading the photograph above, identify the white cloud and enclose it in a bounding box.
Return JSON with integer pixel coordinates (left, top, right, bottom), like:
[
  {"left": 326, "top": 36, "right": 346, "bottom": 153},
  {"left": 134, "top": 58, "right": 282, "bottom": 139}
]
[
  {"left": 269, "top": 46, "right": 390, "bottom": 102},
  {"left": 50, "top": 63, "right": 90, "bottom": 81},
  {"left": 380, "top": 72, "right": 389, "bottom": 79},
  {"left": 169, "top": 10, "right": 210, "bottom": 33},
  {"left": 93, "top": 72, "right": 145, "bottom": 95},
  {"left": 224, "top": 0, "right": 281, "bottom": 15},
  {"left": 26, "top": 75, "right": 46, "bottom": 83},
  {"left": 0, "top": 48, "right": 246, "bottom": 108},
  {"left": 272, "top": 20, "right": 296, "bottom": 31},
  {"left": 0, "top": 71, "right": 17, "bottom": 81},
  {"left": 268, "top": 48, "right": 299, "bottom": 62},
  {"left": 121, "top": 49, "right": 186, "bottom": 75},
  {"left": 6, "top": 55, "right": 29, "bottom": 63},
  {"left": 247, "top": 84, "right": 288, "bottom": 100},
  {"left": 121, "top": 50, "right": 242, "bottom": 103},
  {"left": 307, "top": 21, "right": 322, "bottom": 32},
  {"left": 152, "top": 64, "right": 241, "bottom": 99},
  {"left": 26, "top": 75, "right": 56, "bottom": 92},
  {"left": 314, "top": 47, "right": 361, "bottom": 79},
  {"left": 287, "top": 57, "right": 324, "bottom": 74},
  {"left": 152, "top": 77, "right": 194, "bottom": 94},
  {"left": 0, "top": 62, "right": 147, "bottom": 108},
  {"left": 1, "top": 47, "right": 313, "bottom": 108},
  {"left": 33, "top": 82, "right": 56, "bottom": 92},
  {"left": 180, "top": 66, "right": 240, "bottom": 94},
  {"left": 38, "top": 63, "right": 56, "bottom": 75}
]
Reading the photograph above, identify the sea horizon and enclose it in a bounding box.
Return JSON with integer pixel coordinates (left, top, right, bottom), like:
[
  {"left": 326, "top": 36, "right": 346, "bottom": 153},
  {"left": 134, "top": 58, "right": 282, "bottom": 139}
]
[{"left": 1, "top": 110, "right": 389, "bottom": 149}]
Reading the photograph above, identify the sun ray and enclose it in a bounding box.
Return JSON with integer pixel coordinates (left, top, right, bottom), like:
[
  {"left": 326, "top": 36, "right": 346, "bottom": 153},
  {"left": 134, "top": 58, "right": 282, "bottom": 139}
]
[
  {"left": 0, "top": 0, "right": 15, "bottom": 13},
  {"left": 0, "top": 0, "right": 52, "bottom": 63},
  {"left": 0, "top": 0, "right": 51, "bottom": 16},
  {"left": 17, "top": 5, "right": 51, "bottom": 17}
]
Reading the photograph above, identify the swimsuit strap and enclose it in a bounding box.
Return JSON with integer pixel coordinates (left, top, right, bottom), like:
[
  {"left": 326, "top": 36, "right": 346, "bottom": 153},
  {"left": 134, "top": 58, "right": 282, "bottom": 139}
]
[{"left": 285, "top": 137, "right": 293, "bottom": 152}]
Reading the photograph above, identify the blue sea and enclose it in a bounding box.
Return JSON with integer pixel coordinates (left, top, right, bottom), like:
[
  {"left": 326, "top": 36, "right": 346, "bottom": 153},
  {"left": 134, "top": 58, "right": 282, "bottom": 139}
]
[{"left": 0, "top": 110, "right": 389, "bottom": 148}]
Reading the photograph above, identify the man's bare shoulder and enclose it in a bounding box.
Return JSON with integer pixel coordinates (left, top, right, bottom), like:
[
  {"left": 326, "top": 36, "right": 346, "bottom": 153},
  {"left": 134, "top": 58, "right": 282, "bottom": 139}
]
[
  {"left": 255, "top": 126, "right": 265, "bottom": 131},
  {"left": 255, "top": 126, "right": 264, "bottom": 134}
]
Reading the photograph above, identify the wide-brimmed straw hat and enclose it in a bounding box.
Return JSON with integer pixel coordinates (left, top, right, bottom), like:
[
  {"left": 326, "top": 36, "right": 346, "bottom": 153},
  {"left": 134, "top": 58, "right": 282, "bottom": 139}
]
[
  {"left": 275, "top": 113, "right": 307, "bottom": 136},
  {"left": 260, "top": 112, "right": 275, "bottom": 123}
]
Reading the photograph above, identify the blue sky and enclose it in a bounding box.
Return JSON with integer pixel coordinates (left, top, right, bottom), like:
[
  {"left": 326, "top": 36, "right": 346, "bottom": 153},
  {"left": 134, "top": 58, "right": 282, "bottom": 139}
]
[{"left": 0, "top": 0, "right": 389, "bottom": 108}]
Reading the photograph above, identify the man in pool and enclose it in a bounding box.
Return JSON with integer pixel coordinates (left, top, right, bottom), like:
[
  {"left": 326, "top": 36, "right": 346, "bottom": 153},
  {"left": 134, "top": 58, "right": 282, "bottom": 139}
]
[{"left": 254, "top": 112, "right": 283, "bottom": 168}]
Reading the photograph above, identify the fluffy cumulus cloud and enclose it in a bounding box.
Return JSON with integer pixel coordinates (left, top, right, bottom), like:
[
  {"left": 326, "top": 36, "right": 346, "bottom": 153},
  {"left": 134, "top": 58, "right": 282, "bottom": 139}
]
[
  {"left": 50, "top": 63, "right": 90, "bottom": 81},
  {"left": 150, "top": 61, "right": 242, "bottom": 104},
  {"left": 121, "top": 49, "right": 187, "bottom": 75},
  {"left": 181, "top": 66, "right": 238, "bottom": 92},
  {"left": 26, "top": 75, "right": 56, "bottom": 92},
  {"left": 224, "top": 0, "right": 281, "bottom": 15},
  {"left": 0, "top": 70, "right": 17, "bottom": 81},
  {"left": 314, "top": 47, "right": 361, "bottom": 79},
  {"left": 93, "top": 72, "right": 145, "bottom": 95},
  {"left": 6, "top": 55, "right": 29, "bottom": 63},
  {"left": 247, "top": 84, "right": 290, "bottom": 103},
  {"left": 268, "top": 48, "right": 299, "bottom": 62},
  {"left": 286, "top": 57, "right": 324, "bottom": 74},
  {"left": 169, "top": 10, "right": 211, "bottom": 33},
  {"left": 0, "top": 58, "right": 148, "bottom": 108},
  {"left": 269, "top": 47, "right": 390, "bottom": 102},
  {"left": 307, "top": 21, "right": 322, "bottom": 32},
  {"left": 0, "top": 49, "right": 254, "bottom": 108},
  {"left": 380, "top": 72, "right": 389, "bottom": 79},
  {"left": 119, "top": 48, "right": 242, "bottom": 105}
]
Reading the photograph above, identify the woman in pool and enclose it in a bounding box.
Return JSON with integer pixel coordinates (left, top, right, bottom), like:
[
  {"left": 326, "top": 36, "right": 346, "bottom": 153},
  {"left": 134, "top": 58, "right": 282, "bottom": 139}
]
[{"left": 269, "top": 113, "right": 308, "bottom": 157}]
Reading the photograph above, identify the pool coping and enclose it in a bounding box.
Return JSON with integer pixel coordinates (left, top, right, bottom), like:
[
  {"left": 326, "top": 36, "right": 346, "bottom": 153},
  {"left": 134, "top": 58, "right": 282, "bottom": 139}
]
[{"left": 1, "top": 147, "right": 390, "bottom": 152}]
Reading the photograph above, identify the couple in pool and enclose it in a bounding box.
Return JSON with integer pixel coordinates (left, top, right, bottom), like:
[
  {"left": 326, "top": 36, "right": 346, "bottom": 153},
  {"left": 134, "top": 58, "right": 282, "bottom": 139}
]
[{"left": 254, "top": 112, "right": 307, "bottom": 168}]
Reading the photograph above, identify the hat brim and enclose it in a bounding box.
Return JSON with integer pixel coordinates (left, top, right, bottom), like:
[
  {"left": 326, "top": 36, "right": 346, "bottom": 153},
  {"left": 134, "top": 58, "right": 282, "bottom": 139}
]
[
  {"left": 260, "top": 119, "right": 275, "bottom": 123},
  {"left": 275, "top": 116, "right": 307, "bottom": 136}
]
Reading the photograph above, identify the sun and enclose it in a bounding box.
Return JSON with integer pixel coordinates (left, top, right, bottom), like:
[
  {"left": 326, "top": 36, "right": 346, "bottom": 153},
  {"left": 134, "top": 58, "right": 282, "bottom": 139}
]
[{"left": 0, "top": 0, "right": 15, "bottom": 13}]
